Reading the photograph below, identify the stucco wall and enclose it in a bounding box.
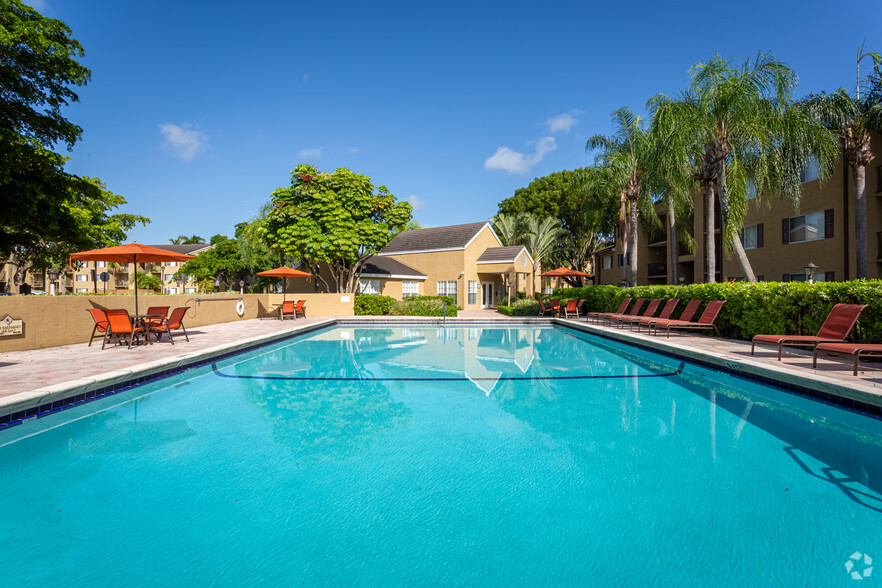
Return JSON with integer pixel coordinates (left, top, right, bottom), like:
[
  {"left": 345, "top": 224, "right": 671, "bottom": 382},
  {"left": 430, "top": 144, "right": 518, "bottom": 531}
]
[{"left": 0, "top": 293, "right": 353, "bottom": 352}]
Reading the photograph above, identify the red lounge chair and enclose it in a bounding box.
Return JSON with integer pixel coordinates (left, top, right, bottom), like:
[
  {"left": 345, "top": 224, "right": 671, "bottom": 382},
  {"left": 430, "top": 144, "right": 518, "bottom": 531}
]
[
  {"left": 611, "top": 298, "right": 660, "bottom": 328},
  {"left": 561, "top": 299, "right": 581, "bottom": 318},
  {"left": 280, "top": 300, "right": 296, "bottom": 320},
  {"left": 601, "top": 298, "right": 646, "bottom": 326},
  {"left": 630, "top": 299, "right": 679, "bottom": 331},
  {"left": 295, "top": 300, "right": 306, "bottom": 318},
  {"left": 642, "top": 300, "right": 702, "bottom": 333},
  {"left": 813, "top": 343, "right": 882, "bottom": 376},
  {"left": 145, "top": 306, "right": 170, "bottom": 329},
  {"left": 654, "top": 300, "right": 726, "bottom": 338},
  {"left": 751, "top": 303, "right": 868, "bottom": 360},
  {"left": 586, "top": 298, "right": 631, "bottom": 323},
  {"left": 152, "top": 307, "right": 190, "bottom": 344},
  {"left": 102, "top": 309, "right": 146, "bottom": 350},
  {"left": 86, "top": 308, "right": 109, "bottom": 347},
  {"left": 538, "top": 300, "right": 555, "bottom": 316}
]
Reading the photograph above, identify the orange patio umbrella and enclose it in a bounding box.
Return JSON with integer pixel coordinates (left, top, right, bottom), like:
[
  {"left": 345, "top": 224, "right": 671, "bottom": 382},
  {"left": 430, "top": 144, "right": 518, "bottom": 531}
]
[
  {"left": 256, "top": 267, "right": 311, "bottom": 301},
  {"left": 70, "top": 243, "right": 195, "bottom": 316},
  {"left": 538, "top": 267, "right": 592, "bottom": 277}
]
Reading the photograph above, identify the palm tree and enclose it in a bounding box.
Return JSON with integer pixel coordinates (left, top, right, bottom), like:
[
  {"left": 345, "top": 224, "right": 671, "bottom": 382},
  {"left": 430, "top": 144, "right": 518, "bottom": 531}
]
[
  {"left": 169, "top": 235, "right": 206, "bottom": 245},
  {"left": 654, "top": 53, "right": 838, "bottom": 282},
  {"left": 523, "top": 215, "right": 566, "bottom": 296},
  {"left": 802, "top": 49, "right": 882, "bottom": 279},
  {"left": 491, "top": 212, "right": 529, "bottom": 246},
  {"left": 587, "top": 107, "right": 656, "bottom": 286}
]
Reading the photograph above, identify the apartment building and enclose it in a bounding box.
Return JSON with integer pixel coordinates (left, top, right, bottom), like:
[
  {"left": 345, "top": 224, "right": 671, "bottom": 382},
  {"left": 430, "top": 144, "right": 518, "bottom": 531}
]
[
  {"left": 0, "top": 243, "right": 212, "bottom": 295},
  {"left": 594, "top": 132, "right": 882, "bottom": 285}
]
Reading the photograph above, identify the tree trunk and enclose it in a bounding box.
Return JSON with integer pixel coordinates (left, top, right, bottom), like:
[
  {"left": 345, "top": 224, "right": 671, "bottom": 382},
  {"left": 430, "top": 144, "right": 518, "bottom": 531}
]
[
  {"left": 628, "top": 198, "right": 639, "bottom": 286},
  {"left": 715, "top": 157, "right": 756, "bottom": 282},
  {"left": 704, "top": 181, "right": 715, "bottom": 283},
  {"left": 666, "top": 198, "right": 678, "bottom": 284},
  {"left": 853, "top": 162, "right": 867, "bottom": 278}
]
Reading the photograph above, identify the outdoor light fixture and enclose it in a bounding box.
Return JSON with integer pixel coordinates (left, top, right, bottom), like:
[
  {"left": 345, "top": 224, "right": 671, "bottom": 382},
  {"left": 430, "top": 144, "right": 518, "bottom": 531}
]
[
  {"left": 47, "top": 268, "right": 58, "bottom": 296},
  {"left": 239, "top": 280, "right": 245, "bottom": 295},
  {"left": 804, "top": 262, "right": 818, "bottom": 284}
]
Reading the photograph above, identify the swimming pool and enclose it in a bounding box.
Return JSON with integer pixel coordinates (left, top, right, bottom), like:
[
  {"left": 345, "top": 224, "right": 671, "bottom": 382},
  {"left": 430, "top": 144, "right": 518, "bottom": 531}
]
[{"left": 1, "top": 324, "right": 880, "bottom": 585}]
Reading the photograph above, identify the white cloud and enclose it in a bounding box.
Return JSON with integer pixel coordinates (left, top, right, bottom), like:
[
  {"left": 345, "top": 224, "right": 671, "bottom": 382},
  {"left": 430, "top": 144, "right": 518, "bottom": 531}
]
[
  {"left": 407, "top": 195, "right": 426, "bottom": 210},
  {"left": 546, "top": 110, "right": 585, "bottom": 134},
  {"left": 25, "top": 0, "right": 48, "bottom": 10},
  {"left": 299, "top": 147, "right": 323, "bottom": 158},
  {"left": 484, "top": 136, "right": 556, "bottom": 174},
  {"left": 160, "top": 123, "right": 206, "bottom": 161},
  {"left": 347, "top": 147, "right": 360, "bottom": 153}
]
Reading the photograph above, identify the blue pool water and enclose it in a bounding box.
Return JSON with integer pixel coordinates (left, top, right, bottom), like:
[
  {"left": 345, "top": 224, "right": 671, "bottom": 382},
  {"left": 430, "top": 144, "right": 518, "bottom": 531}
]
[{"left": 1, "top": 324, "right": 881, "bottom": 586}]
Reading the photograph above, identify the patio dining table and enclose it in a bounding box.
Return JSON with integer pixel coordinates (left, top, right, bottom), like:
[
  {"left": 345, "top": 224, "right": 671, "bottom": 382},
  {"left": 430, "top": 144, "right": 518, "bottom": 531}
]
[{"left": 130, "top": 313, "right": 164, "bottom": 345}]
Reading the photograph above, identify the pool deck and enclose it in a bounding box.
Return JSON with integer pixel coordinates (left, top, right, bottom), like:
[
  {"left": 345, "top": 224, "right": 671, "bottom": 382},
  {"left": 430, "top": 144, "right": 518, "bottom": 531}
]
[{"left": 2, "top": 309, "right": 881, "bottom": 423}]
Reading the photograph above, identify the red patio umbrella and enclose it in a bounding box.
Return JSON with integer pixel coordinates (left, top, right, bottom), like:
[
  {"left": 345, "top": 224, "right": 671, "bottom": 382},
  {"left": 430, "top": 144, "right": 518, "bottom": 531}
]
[
  {"left": 70, "top": 243, "right": 195, "bottom": 315},
  {"left": 538, "top": 267, "right": 592, "bottom": 277},
  {"left": 256, "top": 267, "right": 311, "bottom": 301}
]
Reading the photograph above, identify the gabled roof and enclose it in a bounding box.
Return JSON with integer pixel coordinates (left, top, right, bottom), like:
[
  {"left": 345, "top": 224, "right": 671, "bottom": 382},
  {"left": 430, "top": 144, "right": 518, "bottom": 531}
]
[
  {"left": 148, "top": 243, "right": 214, "bottom": 255},
  {"left": 379, "top": 222, "right": 500, "bottom": 255},
  {"left": 360, "top": 256, "right": 426, "bottom": 279},
  {"left": 476, "top": 245, "right": 532, "bottom": 264}
]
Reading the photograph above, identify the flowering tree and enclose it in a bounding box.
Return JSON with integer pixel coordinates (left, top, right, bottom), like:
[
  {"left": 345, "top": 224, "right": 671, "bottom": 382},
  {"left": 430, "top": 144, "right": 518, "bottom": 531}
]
[{"left": 263, "top": 164, "right": 412, "bottom": 293}]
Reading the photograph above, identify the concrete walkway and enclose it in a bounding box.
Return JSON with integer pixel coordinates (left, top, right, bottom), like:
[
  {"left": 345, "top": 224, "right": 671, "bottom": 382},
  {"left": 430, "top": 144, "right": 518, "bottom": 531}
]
[{"left": 2, "top": 312, "right": 881, "bottom": 422}]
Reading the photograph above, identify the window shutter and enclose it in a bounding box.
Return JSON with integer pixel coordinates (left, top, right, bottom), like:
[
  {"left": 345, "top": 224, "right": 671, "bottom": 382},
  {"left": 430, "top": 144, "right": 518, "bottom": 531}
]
[
  {"left": 782, "top": 274, "right": 790, "bottom": 282},
  {"left": 825, "top": 271, "right": 835, "bottom": 282},
  {"left": 824, "top": 209, "right": 834, "bottom": 238},
  {"left": 781, "top": 219, "right": 789, "bottom": 244},
  {"left": 757, "top": 223, "right": 764, "bottom": 248},
  {"left": 618, "top": 254, "right": 624, "bottom": 267}
]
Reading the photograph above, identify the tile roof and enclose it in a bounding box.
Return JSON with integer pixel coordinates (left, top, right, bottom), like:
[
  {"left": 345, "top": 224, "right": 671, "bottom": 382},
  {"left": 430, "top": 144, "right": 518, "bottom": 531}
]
[
  {"left": 148, "top": 243, "right": 214, "bottom": 255},
  {"left": 360, "top": 256, "right": 426, "bottom": 278},
  {"left": 379, "top": 222, "right": 493, "bottom": 254},
  {"left": 476, "top": 246, "right": 527, "bottom": 263}
]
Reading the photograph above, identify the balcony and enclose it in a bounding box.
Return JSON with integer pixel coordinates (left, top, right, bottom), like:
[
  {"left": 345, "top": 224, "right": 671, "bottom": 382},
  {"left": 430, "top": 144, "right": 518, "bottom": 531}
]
[{"left": 647, "top": 262, "right": 667, "bottom": 278}]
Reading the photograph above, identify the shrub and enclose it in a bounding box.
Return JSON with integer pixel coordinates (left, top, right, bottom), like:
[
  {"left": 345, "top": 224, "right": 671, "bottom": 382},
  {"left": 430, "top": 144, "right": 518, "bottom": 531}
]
[
  {"left": 497, "top": 298, "right": 540, "bottom": 316},
  {"left": 390, "top": 295, "right": 458, "bottom": 317},
  {"left": 552, "top": 280, "right": 882, "bottom": 342},
  {"left": 354, "top": 294, "right": 395, "bottom": 315}
]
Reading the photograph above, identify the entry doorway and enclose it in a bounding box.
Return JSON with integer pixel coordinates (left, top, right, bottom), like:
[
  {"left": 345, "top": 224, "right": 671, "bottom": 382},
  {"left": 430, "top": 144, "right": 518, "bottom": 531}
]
[{"left": 481, "top": 282, "right": 494, "bottom": 308}]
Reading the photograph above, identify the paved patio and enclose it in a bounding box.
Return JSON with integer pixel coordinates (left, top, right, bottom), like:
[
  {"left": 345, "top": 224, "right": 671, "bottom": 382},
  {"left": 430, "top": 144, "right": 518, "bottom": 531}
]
[{"left": 2, "top": 311, "right": 881, "bottom": 421}]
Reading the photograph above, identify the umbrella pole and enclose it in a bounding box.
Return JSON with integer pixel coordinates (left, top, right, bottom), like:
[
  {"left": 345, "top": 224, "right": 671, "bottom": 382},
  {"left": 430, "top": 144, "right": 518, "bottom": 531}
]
[
  {"left": 134, "top": 254, "right": 139, "bottom": 316},
  {"left": 284, "top": 276, "right": 287, "bottom": 302}
]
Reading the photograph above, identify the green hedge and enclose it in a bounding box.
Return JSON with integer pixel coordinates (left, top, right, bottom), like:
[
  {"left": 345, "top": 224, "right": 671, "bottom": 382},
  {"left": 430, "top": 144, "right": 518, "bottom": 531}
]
[
  {"left": 497, "top": 298, "right": 541, "bottom": 316},
  {"left": 390, "top": 295, "right": 459, "bottom": 317},
  {"left": 354, "top": 294, "right": 396, "bottom": 315},
  {"left": 551, "top": 281, "right": 882, "bottom": 342}
]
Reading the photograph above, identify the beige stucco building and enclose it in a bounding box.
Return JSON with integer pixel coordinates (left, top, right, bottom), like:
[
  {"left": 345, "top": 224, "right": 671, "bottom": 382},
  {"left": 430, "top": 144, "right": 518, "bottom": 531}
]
[{"left": 594, "top": 132, "right": 882, "bottom": 285}]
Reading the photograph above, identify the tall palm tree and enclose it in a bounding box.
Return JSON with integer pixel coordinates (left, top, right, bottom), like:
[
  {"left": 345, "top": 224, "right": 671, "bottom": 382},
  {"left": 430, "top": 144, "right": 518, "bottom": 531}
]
[
  {"left": 490, "top": 212, "right": 528, "bottom": 246},
  {"left": 654, "top": 53, "right": 838, "bottom": 282},
  {"left": 587, "top": 107, "right": 656, "bottom": 286},
  {"left": 802, "top": 49, "right": 882, "bottom": 279},
  {"left": 523, "top": 215, "right": 566, "bottom": 296}
]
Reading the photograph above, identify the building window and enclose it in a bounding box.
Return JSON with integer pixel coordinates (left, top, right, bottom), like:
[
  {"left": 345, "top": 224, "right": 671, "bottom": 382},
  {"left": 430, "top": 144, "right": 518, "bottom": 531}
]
[
  {"left": 76, "top": 274, "right": 88, "bottom": 282},
  {"left": 165, "top": 273, "right": 175, "bottom": 281},
  {"left": 742, "top": 224, "right": 764, "bottom": 250},
  {"left": 184, "top": 287, "right": 197, "bottom": 294},
  {"left": 359, "top": 279, "right": 381, "bottom": 295},
  {"left": 96, "top": 261, "right": 106, "bottom": 268},
  {"left": 602, "top": 255, "right": 613, "bottom": 270},
  {"left": 876, "top": 164, "right": 882, "bottom": 193},
  {"left": 437, "top": 280, "right": 457, "bottom": 304},
  {"left": 402, "top": 281, "right": 419, "bottom": 296},
  {"left": 166, "top": 261, "right": 177, "bottom": 267},
  {"left": 788, "top": 211, "right": 825, "bottom": 243},
  {"left": 787, "top": 272, "right": 827, "bottom": 283},
  {"left": 76, "top": 288, "right": 88, "bottom": 293},
  {"left": 468, "top": 280, "right": 477, "bottom": 305},
  {"left": 746, "top": 179, "right": 757, "bottom": 200},
  {"left": 799, "top": 156, "right": 820, "bottom": 183},
  {"left": 166, "top": 287, "right": 179, "bottom": 295}
]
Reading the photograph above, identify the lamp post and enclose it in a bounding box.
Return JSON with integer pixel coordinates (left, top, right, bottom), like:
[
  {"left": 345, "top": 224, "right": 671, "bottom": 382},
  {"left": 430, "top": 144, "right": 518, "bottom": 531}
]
[
  {"left": 804, "top": 262, "right": 818, "bottom": 284},
  {"left": 47, "top": 268, "right": 58, "bottom": 296},
  {"left": 176, "top": 275, "right": 183, "bottom": 295},
  {"left": 239, "top": 280, "right": 245, "bottom": 295}
]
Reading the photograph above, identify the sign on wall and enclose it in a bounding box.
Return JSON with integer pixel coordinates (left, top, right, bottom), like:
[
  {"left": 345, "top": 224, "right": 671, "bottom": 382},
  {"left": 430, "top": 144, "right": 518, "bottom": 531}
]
[{"left": 0, "top": 314, "right": 24, "bottom": 337}]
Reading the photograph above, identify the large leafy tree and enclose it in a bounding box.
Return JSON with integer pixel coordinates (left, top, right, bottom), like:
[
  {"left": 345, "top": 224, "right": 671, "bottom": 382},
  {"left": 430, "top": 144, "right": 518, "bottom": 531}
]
[
  {"left": 0, "top": 0, "right": 94, "bottom": 257},
  {"left": 9, "top": 177, "right": 149, "bottom": 290},
  {"left": 263, "top": 164, "right": 412, "bottom": 293},
  {"left": 586, "top": 108, "right": 657, "bottom": 287},
  {"left": 175, "top": 235, "right": 244, "bottom": 291}
]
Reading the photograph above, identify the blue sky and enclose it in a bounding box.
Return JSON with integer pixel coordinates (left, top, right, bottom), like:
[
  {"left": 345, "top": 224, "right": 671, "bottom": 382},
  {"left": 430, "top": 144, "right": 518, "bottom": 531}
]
[{"left": 34, "top": 0, "right": 882, "bottom": 244}]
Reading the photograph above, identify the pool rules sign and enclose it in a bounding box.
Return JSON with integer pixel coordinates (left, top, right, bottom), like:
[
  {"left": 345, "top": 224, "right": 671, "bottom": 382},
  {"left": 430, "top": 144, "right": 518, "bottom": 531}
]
[{"left": 0, "top": 314, "right": 23, "bottom": 337}]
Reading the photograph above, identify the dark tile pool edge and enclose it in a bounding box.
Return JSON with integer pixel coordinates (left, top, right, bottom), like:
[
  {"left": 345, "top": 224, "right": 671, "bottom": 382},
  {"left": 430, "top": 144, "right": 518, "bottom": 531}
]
[
  {"left": 555, "top": 319, "right": 882, "bottom": 420},
  {"left": 0, "top": 320, "right": 336, "bottom": 431}
]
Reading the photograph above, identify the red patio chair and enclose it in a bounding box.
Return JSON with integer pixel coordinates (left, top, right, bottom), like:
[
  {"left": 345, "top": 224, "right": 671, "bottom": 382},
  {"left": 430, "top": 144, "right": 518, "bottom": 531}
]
[
  {"left": 586, "top": 298, "right": 631, "bottom": 323},
  {"left": 653, "top": 300, "right": 726, "bottom": 338},
  {"left": 751, "top": 303, "right": 868, "bottom": 360},
  {"left": 295, "top": 300, "right": 306, "bottom": 318},
  {"left": 601, "top": 298, "right": 646, "bottom": 326},
  {"left": 86, "top": 308, "right": 109, "bottom": 347},
  {"left": 812, "top": 342, "right": 882, "bottom": 376},
  {"left": 610, "top": 298, "right": 661, "bottom": 328},
  {"left": 152, "top": 307, "right": 190, "bottom": 344},
  {"left": 537, "top": 300, "right": 555, "bottom": 317},
  {"left": 640, "top": 299, "right": 701, "bottom": 333},
  {"left": 145, "top": 306, "right": 170, "bottom": 329},
  {"left": 280, "top": 300, "right": 296, "bottom": 320},
  {"left": 630, "top": 299, "right": 679, "bottom": 331},
  {"left": 561, "top": 299, "right": 580, "bottom": 318},
  {"left": 101, "top": 309, "right": 146, "bottom": 350}
]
